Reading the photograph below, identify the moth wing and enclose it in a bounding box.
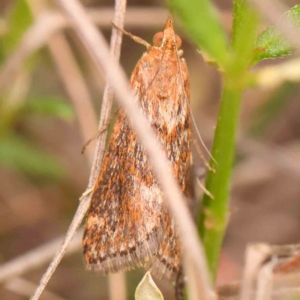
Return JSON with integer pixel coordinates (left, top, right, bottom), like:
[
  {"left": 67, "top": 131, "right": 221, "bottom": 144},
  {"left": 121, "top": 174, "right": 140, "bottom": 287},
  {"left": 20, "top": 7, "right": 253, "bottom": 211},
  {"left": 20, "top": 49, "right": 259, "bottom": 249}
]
[
  {"left": 145, "top": 56, "right": 193, "bottom": 279},
  {"left": 83, "top": 111, "right": 164, "bottom": 274}
]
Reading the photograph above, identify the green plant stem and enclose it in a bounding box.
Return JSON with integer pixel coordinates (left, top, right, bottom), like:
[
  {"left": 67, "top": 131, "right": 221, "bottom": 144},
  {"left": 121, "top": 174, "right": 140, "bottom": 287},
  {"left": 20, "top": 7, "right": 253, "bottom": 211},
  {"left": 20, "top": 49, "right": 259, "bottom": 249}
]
[{"left": 198, "top": 78, "right": 243, "bottom": 281}]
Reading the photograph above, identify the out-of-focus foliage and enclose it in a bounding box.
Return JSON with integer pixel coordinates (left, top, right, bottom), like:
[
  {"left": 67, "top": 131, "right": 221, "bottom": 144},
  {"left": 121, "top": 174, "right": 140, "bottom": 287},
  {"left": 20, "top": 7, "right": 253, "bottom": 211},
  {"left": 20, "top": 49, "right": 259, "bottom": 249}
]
[
  {"left": 0, "top": 134, "right": 64, "bottom": 180},
  {"left": 1, "top": 0, "right": 32, "bottom": 54},
  {"left": 22, "top": 96, "right": 74, "bottom": 120},
  {"left": 0, "top": 0, "right": 73, "bottom": 180},
  {"left": 252, "top": 4, "right": 300, "bottom": 64}
]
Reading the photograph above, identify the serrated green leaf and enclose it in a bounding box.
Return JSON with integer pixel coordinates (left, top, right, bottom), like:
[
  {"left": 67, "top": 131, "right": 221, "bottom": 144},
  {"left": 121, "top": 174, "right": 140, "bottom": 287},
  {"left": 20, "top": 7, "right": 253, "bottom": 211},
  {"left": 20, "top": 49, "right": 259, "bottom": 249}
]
[
  {"left": 0, "top": 134, "right": 64, "bottom": 180},
  {"left": 135, "top": 272, "right": 164, "bottom": 300},
  {"left": 253, "top": 4, "right": 300, "bottom": 64},
  {"left": 23, "top": 96, "right": 74, "bottom": 120},
  {"left": 168, "top": 0, "right": 229, "bottom": 67}
]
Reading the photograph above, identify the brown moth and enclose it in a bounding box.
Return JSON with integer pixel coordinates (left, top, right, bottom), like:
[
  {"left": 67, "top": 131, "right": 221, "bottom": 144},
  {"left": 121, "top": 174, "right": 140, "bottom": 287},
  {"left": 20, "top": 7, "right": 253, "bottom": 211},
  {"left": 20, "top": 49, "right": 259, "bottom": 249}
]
[{"left": 83, "top": 15, "right": 192, "bottom": 280}]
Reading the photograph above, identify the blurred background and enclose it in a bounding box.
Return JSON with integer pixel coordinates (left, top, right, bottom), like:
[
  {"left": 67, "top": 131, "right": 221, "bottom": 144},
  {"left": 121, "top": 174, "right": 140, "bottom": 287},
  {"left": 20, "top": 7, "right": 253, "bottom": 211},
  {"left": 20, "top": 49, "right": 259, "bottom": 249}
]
[{"left": 1, "top": 0, "right": 300, "bottom": 299}]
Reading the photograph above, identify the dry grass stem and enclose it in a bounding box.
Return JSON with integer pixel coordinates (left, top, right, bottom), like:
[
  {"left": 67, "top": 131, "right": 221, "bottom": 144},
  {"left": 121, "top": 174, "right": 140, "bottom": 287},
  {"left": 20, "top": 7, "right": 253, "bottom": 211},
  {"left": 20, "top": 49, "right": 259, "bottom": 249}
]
[
  {"left": 52, "top": 1, "right": 212, "bottom": 300},
  {"left": 30, "top": 192, "right": 90, "bottom": 300},
  {"left": 108, "top": 273, "right": 127, "bottom": 300},
  {"left": 5, "top": 277, "right": 65, "bottom": 300},
  {"left": 0, "top": 7, "right": 168, "bottom": 92},
  {"left": 88, "top": 0, "right": 126, "bottom": 187},
  {"left": 255, "top": 263, "right": 273, "bottom": 300},
  {"left": 100, "top": 2, "right": 127, "bottom": 299},
  {"left": 0, "top": 230, "right": 82, "bottom": 283},
  {"left": 240, "top": 244, "right": 272, "bottom": 300}
]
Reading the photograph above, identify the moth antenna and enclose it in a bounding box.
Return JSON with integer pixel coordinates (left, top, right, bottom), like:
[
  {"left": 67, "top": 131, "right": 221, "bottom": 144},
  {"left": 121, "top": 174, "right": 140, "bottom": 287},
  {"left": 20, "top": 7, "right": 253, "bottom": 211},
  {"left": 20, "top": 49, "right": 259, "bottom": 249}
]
[
  {"left": 112, "top": 22, "right": 151, "bottom": 50},
  {"left": 81, "top": 113, "right": 115, "bottom": 154},
  {"left": 175, "top": 52, "right": 217, "bottom": 166},
  {"left": 193, "top": 137, "right": 215, "bottom": 173},
  {"left": 189, "top": 106, "right": 217, "bottom": 165},
  {"left": 196, "top": 178, "right": 214, "bottom": 199}
]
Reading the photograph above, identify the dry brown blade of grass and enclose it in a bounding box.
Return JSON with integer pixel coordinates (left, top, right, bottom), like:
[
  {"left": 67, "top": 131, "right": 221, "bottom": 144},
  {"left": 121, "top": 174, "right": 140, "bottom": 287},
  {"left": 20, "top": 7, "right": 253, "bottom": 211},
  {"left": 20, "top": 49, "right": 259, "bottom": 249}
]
[
  {"left": 47, "top": 1, "right": 212, "bottom": 300},
  {"left": 0, "top": 6, "right": 235, "bottom": 95},
  {"left": 255, "top": 262, "right": 273, "bottom": 300},
  {"left": 239, "top": 244, "right": 272, "bottom": 300},
  {"left": 217, "top": 243, "right": 300, "bottom": 300},
  {"left": 0, "top": 7, "right": 168, "bottom": 92}
]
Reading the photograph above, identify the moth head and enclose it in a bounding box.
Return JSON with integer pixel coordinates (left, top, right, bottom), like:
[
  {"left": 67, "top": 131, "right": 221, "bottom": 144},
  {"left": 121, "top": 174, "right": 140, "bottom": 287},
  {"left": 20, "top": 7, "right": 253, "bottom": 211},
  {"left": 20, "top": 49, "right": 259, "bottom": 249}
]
[{"left": 152, "top": 15, "right": 182, "bottom": 50}]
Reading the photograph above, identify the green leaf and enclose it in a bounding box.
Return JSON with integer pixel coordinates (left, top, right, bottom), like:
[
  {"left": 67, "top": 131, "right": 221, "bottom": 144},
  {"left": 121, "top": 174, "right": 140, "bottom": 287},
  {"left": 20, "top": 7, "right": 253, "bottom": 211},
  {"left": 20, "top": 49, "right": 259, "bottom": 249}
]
[
  {"left": 23, "top": 96, "right": 74, "bottom": 120},
  {"left": 253, "top": 4, "right": 300, "bottom": 64},
  {"left": 168, "top": 0, "right": 229, "bottom": 67},
  {"left": 1, "top": 0, "right": 33, "bottom": 56},
  {"left": 0, "top": 133, "right": 64, "bottom": 180},
  {"left": 135, "top": 272, "right": 164, "bottom": 300}
]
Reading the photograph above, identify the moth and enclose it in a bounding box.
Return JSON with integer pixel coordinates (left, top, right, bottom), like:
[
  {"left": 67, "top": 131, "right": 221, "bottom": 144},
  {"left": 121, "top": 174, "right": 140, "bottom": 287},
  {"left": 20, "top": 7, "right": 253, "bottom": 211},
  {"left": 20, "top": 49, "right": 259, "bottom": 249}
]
[{"left": 83, "top": 15, "right": 192, "bottom": 280}]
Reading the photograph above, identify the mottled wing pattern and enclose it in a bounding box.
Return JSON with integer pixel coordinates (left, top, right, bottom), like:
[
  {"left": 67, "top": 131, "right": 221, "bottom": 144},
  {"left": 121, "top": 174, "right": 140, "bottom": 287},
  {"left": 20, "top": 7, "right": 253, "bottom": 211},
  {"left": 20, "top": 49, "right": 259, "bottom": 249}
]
[
  {"left": 83, "top": 16, "right": 191, "bottom": 279},
  {"left": 141, "top": 55, "right": 191, "bottom": 278},
  {"left": 83, "top": 108, "right": 165, "bottom": 273}
]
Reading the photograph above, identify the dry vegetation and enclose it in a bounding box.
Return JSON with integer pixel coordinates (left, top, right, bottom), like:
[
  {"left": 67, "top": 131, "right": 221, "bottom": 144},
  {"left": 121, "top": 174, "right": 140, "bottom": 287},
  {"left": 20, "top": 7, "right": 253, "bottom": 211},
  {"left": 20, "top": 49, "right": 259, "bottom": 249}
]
[{"left": 1, "top": 0, "right": 300, "bottom": 299}]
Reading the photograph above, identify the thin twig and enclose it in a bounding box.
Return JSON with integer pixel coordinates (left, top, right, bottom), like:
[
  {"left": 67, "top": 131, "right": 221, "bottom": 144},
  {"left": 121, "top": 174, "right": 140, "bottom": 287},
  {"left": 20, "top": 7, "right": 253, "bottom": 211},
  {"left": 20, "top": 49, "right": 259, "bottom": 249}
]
[
  {"left": 99, "top": 2, "right": 127, "bottom": 300},
  {"left": 30, "top": 1, "right": 127, "bottom": 300},
  {"left": 49, "top": 2, "right": 212, "bottom": 300},
  {"left": 88, "top": 0, "right": 126, "bottom": 187}
]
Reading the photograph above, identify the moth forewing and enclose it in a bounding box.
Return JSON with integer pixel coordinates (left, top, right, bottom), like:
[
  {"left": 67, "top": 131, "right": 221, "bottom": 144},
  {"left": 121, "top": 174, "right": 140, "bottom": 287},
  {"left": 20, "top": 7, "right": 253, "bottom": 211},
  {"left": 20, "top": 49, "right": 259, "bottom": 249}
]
[{"left": 83, "top": 15, "right": 192, "bottom": 280}]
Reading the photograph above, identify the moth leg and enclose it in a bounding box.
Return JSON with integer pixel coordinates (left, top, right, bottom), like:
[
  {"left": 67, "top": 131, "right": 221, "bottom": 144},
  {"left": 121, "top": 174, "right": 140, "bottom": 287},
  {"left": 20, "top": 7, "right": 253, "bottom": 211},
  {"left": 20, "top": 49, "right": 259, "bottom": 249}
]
[
  {"left": 112, "top": 22, "right": 151, "bottom": 50},
  {"left": 79, "top": 187, "right": 93, "bottom": 201},
  {"left": 81, "top": 112, "right": 117, "bottom": 154}
]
